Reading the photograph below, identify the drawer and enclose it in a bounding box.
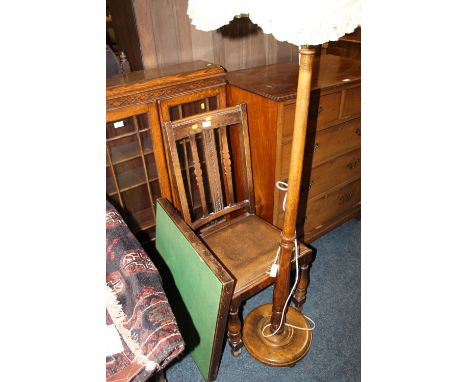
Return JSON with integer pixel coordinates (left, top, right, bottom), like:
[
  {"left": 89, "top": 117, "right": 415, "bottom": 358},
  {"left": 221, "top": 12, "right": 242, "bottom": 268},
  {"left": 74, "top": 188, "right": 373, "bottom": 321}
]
[
  {"left": 282, "top": 91, "right": 342, "bottom": 140},
  {"left": 280, "top": 118, "right": 361, "bottom": 176},
  {"left": 306, "top": 149, "right": 361, "bottom": 198},
  {"left": 342, "top": 86, "right": 360, "bottom": 118},
  {"left": 276, "top": 179, "right": 361, "bottom": 231},
  {"left": 303, "top": 179, "right": 361, "bottom": 232},
  {"left": 313, "top": 92, "right": 342, "bottom": 128},
  {"left": 280, "top": 149, "right": 361, "bottom": 198}
]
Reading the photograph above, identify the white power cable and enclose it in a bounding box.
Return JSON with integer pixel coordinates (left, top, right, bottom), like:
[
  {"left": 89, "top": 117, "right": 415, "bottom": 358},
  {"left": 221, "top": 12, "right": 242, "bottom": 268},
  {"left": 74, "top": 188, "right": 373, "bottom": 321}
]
[
  {"left": 262, "top": 181, "right": 316, "bottom": 337},
  {"left": 276, "top": 180, "right": 289, "bottom": 211}
]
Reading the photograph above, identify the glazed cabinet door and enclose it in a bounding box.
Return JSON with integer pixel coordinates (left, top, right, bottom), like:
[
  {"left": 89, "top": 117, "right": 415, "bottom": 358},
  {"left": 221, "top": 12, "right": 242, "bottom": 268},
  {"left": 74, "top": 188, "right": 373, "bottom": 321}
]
[
  {"left": 158, "top": 86, "right": 226, "bottom": 121},
  {"left": 106, "top": 104, "right": 170, "bottom": 245},
  {"left": 158, "top": 86, "right": 227, "bottom": 208}
]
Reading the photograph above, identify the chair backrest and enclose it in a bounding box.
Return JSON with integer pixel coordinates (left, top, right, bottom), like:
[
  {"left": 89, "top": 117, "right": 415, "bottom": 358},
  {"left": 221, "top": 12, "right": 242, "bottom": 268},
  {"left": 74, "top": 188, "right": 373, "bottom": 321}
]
[{"left": 162, "top": 104, "right": 255, "bottom": 231}]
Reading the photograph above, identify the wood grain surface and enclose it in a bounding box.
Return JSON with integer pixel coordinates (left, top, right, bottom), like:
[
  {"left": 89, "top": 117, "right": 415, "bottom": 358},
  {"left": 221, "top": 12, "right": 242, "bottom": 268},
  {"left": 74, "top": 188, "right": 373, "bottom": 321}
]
[{"left": 133, "top": 0, "right": 298, "bottom": 71}]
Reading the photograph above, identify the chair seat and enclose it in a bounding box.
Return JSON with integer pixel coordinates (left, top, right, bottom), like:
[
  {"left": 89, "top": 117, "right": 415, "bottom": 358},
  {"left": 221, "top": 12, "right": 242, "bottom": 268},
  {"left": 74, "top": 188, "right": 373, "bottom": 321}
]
[{"left": 202, "top": 214, "right": 312, "bottom": 299}]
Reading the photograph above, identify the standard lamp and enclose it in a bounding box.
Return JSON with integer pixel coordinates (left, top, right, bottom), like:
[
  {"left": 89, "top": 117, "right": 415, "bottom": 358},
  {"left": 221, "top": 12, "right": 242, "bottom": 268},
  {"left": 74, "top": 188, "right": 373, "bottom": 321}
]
[{"left": 188, "top": 0, "right": 361, "bottom": 367}]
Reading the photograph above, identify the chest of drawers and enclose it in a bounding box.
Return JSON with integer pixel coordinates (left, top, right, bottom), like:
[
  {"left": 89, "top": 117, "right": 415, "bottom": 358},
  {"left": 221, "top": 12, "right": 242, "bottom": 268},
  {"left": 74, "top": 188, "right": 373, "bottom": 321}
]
[{"left": 226, "top": 55, "right": 360, "bottom": 242}]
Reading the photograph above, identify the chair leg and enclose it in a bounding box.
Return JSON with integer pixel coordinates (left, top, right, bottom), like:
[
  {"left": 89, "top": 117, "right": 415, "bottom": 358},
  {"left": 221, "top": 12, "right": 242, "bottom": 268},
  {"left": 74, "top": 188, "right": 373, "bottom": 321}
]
[
  {"left": 152, "top": 371, "right": 166, "bottom": 382},
  {"left": 292, "top": 254, "right": 312, "bottom": 310},
  {"left": 227, "top": 302, "right": 243, "bottom": 356}
]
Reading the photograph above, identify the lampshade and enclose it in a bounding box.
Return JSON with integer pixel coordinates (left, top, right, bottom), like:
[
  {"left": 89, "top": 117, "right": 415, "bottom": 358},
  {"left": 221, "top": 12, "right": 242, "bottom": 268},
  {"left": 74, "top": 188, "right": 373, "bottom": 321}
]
[{"left": 188, "top": 0, "right": 361, "bottom": 46}]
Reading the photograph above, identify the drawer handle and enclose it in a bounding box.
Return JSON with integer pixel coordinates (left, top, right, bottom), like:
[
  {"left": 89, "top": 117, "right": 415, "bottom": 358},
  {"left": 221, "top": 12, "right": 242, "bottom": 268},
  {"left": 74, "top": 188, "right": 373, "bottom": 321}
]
[
  {"left": 301, "top": 180, "right": 314, "bottom": 191},
  {"left": 339, "top": 191, "right": 353, "bottom": 204},
  {"left": 318, "top": 106, "right": 324, "bottom": 114},
  {"left": 313, "top": 143, "right": 319, "bottom": 152},
  {"left": 346, "top": 160, "right": 359, "bottom": 169},
  {"left": 289, "top": 179, "right": 314, "bottom": 192},
  {"left": 355, "top": 128, "right": 361, "bottom": 136}
]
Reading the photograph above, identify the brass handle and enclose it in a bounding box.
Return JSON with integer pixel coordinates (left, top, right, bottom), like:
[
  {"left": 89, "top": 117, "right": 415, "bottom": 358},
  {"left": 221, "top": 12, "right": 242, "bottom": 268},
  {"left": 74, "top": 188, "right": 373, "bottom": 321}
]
[
  {"left": 339, "top": 191, "right": 353, "bottom": 204},
  {"left": 302, "top": 180, "right": 314, "bottom": 191},
  {"left": 355, "top": 128, "right": 361, "bottom": 136},
  {"left": 306, "top": 143, "right": 319, "bottom": 157},
  {"left": 346, "top": 160, "right": 359, "bottom": 169},
  {"left": 291, "top": 179, "right": 314, "bottom": 192}
]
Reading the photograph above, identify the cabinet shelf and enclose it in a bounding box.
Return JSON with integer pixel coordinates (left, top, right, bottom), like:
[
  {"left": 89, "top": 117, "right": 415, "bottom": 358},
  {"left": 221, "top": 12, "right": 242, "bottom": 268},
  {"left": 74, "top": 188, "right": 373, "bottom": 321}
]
[
  {"left": 107, "top": 176, "right": 159, "bottom": 196},
  {"left": 107, "top": 129, "right": 153, "bottom": 165},
  {"left": 137, "top": 222, "right": 156, "bottom": 233},
  {"left": 106, "top": 152, "right": 158, "bottom": 192},
  {"left": 127, "top": 207, "right": 155, "bottom": 232},
  {"left": 106, "top": 127, "right": 150, "bottom": 142},
  {"left": 135, "top": 226, "right": 156, "bottom": 246},
  {"left": 106, "top": 147, "right": 153, "bottom": 167}
]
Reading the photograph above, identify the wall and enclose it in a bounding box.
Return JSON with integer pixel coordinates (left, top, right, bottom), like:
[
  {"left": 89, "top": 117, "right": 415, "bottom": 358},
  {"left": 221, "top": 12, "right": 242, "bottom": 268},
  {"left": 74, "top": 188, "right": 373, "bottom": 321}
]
[
  {"left": 107, "top": 0, "right": 144, "bottom": 71},
  {"left": 133, "top": 0, "right": 298, "bottom": 71}
]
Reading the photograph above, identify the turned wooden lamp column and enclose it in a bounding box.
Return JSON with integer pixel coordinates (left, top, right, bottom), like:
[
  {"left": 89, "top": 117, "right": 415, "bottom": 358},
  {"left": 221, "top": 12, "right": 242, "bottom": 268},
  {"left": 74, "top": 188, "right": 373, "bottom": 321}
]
[
  {"left": 242, "top": 46, "right": 316, "bottom": 366},
  {"left": 271, "top": 45, "right": 315, "bottom": 332}
]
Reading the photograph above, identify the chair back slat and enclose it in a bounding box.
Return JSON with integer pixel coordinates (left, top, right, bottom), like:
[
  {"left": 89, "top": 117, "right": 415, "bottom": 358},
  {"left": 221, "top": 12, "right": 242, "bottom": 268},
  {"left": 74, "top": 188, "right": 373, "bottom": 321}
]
[
  {"left": 219, "top": 126, "right": 235, "bottom": 206},
  {"left": 181, "top": 139, "right": 194, "bottom": 206},
  {"left": 172, "top": 110, "right": 242, "bottom": 140},
  {"left": 202, "top": 129, "right": 224, "bottom": 212},
  {"left": 240, "top": 106, "right": 256, "bottom": 214},
  {"left": 164, "top": 124, "right": 192, "bottom": 223},
  {"left": 162, "top": 104, "right": 254, "bottom": 230},
  {"left": 188, "top": 134, "right": 209, "bottom": 217}
]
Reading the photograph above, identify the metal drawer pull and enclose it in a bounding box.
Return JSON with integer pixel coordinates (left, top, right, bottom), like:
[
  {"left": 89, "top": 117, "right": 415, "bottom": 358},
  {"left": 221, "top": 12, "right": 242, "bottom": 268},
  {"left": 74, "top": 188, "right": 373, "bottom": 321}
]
[
  {"left": 339, "top": 191, "right": 353, "bottom": 204},
  {"left": 313, "top": 143, "right": 319, "bottom": 152},
  {"left": 346, "top": 160, "right": 359, "bottom": 169},
  {"left": 302, "top": 180, "right": 314, "bottom": 191},
  {"left": 318, "top": 106, "right": 324, "bottom": 113},
  {"left": 355, "top": 128, "right": 361, "bottom": 136},
  {"left": 290, "top": 179, "right": 314, "bottom": 192}
]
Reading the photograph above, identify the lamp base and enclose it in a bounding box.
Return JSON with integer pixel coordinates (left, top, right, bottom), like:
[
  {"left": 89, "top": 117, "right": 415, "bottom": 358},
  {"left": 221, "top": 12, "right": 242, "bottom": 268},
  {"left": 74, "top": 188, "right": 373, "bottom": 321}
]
[{"left": 242, "top": 303, "right": 312, "bottom": 367}]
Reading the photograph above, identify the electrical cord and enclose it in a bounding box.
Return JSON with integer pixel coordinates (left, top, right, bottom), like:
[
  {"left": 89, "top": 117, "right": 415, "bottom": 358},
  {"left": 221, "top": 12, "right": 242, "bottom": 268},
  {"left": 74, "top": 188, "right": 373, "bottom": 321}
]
[{"left": 262, "top": 181, "right": 316, "bottom": 337}]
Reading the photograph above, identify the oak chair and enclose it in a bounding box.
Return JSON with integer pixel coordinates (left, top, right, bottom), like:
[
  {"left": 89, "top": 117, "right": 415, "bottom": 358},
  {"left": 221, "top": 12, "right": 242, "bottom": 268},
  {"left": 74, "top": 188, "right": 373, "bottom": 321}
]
[{"left": 161, "top": 104, "right": 313, "bottom": 356}]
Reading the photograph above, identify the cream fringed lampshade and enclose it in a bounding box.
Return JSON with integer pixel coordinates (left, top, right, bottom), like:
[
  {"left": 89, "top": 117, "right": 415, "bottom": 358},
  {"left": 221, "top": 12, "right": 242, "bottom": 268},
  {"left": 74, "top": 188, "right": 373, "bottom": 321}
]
[{"left": 188, "top": 0, "right": 361, "bottom": 46}]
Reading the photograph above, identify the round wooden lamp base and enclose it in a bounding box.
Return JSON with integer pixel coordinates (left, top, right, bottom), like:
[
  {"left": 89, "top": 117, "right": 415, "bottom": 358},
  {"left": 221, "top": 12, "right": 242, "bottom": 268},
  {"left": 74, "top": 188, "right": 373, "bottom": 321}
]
[{"left": 242, "top": 303, "right": 313, "bottom": 367}]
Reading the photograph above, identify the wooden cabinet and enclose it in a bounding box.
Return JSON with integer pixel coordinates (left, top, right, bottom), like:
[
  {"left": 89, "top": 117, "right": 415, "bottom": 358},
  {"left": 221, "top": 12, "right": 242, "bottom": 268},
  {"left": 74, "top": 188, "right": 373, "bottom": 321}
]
[
  {"left": 323, "top": 26, "right": 361, "bottom": 60},
  {"left": 106, "top": 61, "right": 226, "bottom": 245},
  {"left": 226, "top": 55, "right": 360, "bottom": 242}
]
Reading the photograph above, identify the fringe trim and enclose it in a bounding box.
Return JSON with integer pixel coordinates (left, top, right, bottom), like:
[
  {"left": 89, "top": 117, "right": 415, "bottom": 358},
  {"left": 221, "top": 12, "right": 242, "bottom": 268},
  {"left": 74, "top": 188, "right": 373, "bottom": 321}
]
[
  {"left": 188, "top": 0, "right": 361, "bottom": 46},
  {"left": 106, "top": 285, "right": 158, "bottom": 372}
]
